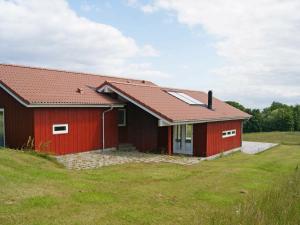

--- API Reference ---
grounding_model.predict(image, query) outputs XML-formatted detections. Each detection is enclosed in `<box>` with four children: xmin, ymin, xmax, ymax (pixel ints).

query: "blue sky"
<box><xmin>68</xmin><ymin>0</ymin><xmax>222</xmax><ymax>89</ymax></box>
<box><xmin>0</xmin><ymin>0</ymin><xmax>299</xmax><ymax>108</ymax></box>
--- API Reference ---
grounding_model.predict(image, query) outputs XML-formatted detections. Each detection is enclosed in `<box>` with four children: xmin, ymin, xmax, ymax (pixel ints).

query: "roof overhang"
<box><xmin>98</xmin><ymin>83</ymin><xmax>250</xmax><ymax>127</ymax></box>
<box><xmin>98</xmin><ymin>84</ymin><xmax>173</xmax><ymax>126</ymax></box>
<box><xmin>0</xmin><ymin>82</ymin><xmax>124</xmax><ymax>108</ymax></box>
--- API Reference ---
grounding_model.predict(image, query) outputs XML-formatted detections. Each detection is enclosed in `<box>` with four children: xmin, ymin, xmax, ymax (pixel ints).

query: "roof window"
<box><xmin>168</xmin><ymin>91</ymin><xmax>204</xmax><ymax>105</ymax></box>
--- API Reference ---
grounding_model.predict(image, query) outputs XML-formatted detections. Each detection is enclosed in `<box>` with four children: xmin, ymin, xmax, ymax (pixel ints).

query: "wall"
<box><xmin>34</xmin><ymin>108</ymin><xmax>118</xmax><ymax>155</ymax></box>
<box><xmin>0</xmin><ymin>88</ymin><xmax>34</xmax><ymax>148</ymax></box>
<box><xmin>193</xmin><ymin>123</ymin><xmax>207</xmax><ymax>157</ymax></box>
<box><xmin>118</xmin><ymin>103</ymin><xmax>159</xmax><ymax>152</ymax></box>
<box><xmin>193</xmin><ymin>120</ymin><xmax>242</xmax><ymax>157</ymax></box>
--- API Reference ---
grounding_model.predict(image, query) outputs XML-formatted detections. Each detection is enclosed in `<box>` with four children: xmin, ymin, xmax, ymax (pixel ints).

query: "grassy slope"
<box><xmin>0</xmin><ymin>133</ymin><xmax>300</xmax><ymax>225</ymax></box>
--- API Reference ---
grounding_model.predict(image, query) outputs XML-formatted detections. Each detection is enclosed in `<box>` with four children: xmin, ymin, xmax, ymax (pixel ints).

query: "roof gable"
<box><xmin>98</xmin><ymin>81</ymin><xmax>251</xmax><ymax>124</ymax></box>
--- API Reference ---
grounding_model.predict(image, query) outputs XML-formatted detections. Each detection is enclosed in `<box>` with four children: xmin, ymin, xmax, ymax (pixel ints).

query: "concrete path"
<box><xmin>242</xmin><ymin>141</ymin><xmax>278</xmax><ymax>154</ymax></box>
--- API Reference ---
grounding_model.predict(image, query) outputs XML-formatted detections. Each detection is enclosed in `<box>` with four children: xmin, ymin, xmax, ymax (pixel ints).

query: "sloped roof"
<box><xmin>98</xmin><ymin>81</ymin><xmax>251</xmax><ymax>123</ymax></box>
<box><xmin>0</xmin><ymin>63</ymin><xmax>250</xmax><ymax>123</ymax></box>
<box><xmin>0</xmin><ymin>64</ymin><xmax>153</xmax><ymax>106</ymax></box>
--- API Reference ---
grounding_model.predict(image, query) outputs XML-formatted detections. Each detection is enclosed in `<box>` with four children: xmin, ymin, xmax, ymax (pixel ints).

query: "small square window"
<box><xmin>53</xmin><ymin>124</ymin><xmax>68</xmax><ymax>135</ymax></box>
<box><xmin>118</xmin><ymin>109</ymin><xmax>126</xmax><ymax>127</ymax></box>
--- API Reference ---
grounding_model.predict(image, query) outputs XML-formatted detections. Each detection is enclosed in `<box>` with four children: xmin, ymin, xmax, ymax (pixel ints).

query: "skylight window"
<box><xmin>168</xmin><ymin>91</ymin><xmax>204</xmax><ymax>105</ymax></box>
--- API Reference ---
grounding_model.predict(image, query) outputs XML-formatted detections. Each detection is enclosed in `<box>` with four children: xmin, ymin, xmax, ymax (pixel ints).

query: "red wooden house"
<box><xmin>0</xmin><ymin>64</ymin><xmax>250</xmax><ymax>157</ymax></box>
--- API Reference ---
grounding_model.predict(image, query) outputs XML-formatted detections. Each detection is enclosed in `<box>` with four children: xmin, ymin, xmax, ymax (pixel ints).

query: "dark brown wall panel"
<box><xmin>193</xmin><ymin>123</ymin><xmax>207</xmax><ymax>157</ymax></box>
<box><xmin>119</xmin><ymin>103</ymin><xmax>158</xmax><ymax>152</ymax></box>
<box><xmin>0</xmin><ymin>88</ymin><xmax>34</xmax><ymax>148</ymax></box>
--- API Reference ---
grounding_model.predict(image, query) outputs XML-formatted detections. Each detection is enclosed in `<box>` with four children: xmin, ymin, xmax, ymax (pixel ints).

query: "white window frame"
<box><xmin>0</xmin><ymin>108</ymin><xmax>5</xmax><ymax>147</ymax></box>
<box><xmin>222</xmin><ymin>129</ymin><xmax>237</xmax><ymax>138</ymax></box>
<box><xmin>118</xmin><ymin>108</ymin><xmax>126</xmax><ymax>127</ymax></box>
<box><xmin>52</xmin><ymin>124</ymin><xmax>69</xmax><ymax>135</ymax></box>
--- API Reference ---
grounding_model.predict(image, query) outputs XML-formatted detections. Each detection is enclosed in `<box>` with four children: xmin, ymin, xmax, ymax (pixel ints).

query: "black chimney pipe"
<box><xmin>208</xmin><ymin>90</ymin><xmax>213</xmax><ymax>109</ymax></box>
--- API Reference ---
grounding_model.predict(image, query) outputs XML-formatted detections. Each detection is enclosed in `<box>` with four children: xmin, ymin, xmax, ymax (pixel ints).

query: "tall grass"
<box><xmin>210</xmin><ymin>166</ymin><xmax>300</xmax><ymax>225</ymax></box>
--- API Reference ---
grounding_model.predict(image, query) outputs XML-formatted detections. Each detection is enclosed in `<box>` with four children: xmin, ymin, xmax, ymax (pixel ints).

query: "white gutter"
<box><xmin>102</xmin><ymin>106</ymin><xmax>114</xmax><ymax>151</ymax></box>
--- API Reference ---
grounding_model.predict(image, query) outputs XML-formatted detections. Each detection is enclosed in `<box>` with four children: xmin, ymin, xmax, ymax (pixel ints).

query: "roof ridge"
<box><xmin>0</xmin><ymin>63</ymin><xmax>153</xmax><ymax>83</ymax></box>
<box><xmin>107</xmin><ymin>80</ymin><xmax>208</xmax><ymax>94</ymax></box>
<box><xmin>162</xmin><ymin>86</ymin><xmax>207</xmax><ymax>94</ymax></box>
<box><xmin>106</xmin><ymin>80</ymin><xmax>159</xmax><ymax>88</ymax></box>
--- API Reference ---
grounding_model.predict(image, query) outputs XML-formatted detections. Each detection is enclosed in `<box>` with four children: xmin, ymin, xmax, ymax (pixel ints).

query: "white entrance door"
<box><xmin>173</xmin><ymin>124</ymin><xmax>193</xmax><ymax>155</ymax></box>
<box><xmin>0</xmin><ymin>109</ymin><xmax>4</xmax><ymax>147</ymax></box>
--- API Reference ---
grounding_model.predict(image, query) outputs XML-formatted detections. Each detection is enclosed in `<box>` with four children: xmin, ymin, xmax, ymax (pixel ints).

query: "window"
<box><xmin>175</xmin><ymin>125</ymin><xmax>181</xmax><ymax>142</ymax></box>
<box><xmin>118</xmin><ymin>109</ymin><xmax>126</xmax><ymax>126</ymax></box>
<box><xmin>185</xmin><ymin>124</ymin><xmax>193</xmax><ymax>142</ymax></box>
<box><xmin>222</xmin><ymin>129</ymin><xmax>237</xmax><ymax>138</ymax></box>
<box><xmin>53</xmin><ymin>124</ymin><xmax>68</xmax><ymax>135</ymax></box>
<box><xmin>168</xmin><ymin>91</ymin><xmax>204</xmax><ymax>105</ymax></box>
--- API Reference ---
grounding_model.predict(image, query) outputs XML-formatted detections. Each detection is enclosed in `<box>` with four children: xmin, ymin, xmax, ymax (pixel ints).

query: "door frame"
<box><xmin>173</xmin><ymin>124</ymin><xmax>193</xmax><ymax>155</ymax></box>
<box><xmin>0</xmin><ymin>108</ymin><xmax>5</xmax><ymax>147</ymax></box>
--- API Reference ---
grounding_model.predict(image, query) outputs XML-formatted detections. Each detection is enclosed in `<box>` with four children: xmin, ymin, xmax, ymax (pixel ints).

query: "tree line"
<box><xmin>226</xmin><ymin>101</ymin><xmax>300</xmax><ymax>133</ymax></box>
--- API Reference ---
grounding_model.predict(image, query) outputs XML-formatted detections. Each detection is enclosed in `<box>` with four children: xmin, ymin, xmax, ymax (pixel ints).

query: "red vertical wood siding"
<box><xmin>206</xmin><ymin>120</ymin><xmax>242</xmax><ymax>156</ymax></box>
<box><xmin>193</xmin><ymin>120</ymin><xmax>242</xmax><ymax>157</ymax></box>
<box><xmin>193</xmin><ymin>123</ymin><xmax>207</xmax><ymax>157</ymax></box>
<box><xmin>118</xmin><ymin>103</ymin><xmax>158</xmax><ymax>152</ymax></box>
<box><xmin>158</xmin><ymin>126</ymin><xmax>168</xmax><ymax>152</ymax></box>
<box><xmin>167</xmin><ymin>126</ymin><xmax>172</xmax><ymax>155</ymax></box>
<box><xmin>0</xmin><ymin>88</ymin><xmax>34</xmax><ymax>148</ymax></box>
<box><xmin>34</xmin><ymin>108</ymin><xmax>118</xmax><ymax>155</ymax></box>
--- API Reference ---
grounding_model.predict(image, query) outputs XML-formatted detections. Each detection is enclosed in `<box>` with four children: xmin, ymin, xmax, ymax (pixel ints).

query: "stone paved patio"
<box><xmin>56</xmin><ymin>149</ymin><xmax>202</xmax><ymax>170</ymax></box>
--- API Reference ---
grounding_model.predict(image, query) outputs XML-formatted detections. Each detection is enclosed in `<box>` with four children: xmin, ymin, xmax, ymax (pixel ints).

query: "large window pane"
<box><xmin>185</xmin><ymin>124</ymin><xmax>193</xmax><ymax>140</ymax></box>
<box><xmin>175</xmin><ymin>125</ymin><xmax>181</xmax><ymax>141</ymax></box>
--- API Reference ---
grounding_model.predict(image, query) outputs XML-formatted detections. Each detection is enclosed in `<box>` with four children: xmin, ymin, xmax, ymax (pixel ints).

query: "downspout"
<box><xmin>102</xmin><ymin>106</ymin><xmax>113</xmax><ymax>151</ymax></box>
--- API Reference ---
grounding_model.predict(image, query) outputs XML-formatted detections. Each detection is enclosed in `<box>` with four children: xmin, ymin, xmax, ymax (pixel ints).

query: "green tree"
<box><xmin>293</xmin><ymin>105</ymin><xmax>300</xmax><ymax>131</ymax></box>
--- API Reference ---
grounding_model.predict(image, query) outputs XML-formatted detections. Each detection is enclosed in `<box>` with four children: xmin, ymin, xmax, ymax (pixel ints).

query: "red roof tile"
<box><xmin>99</xmin><ymin>81</ymin><xmax>251</xmax><ymax>123</ymax></box>
<box><xmin>0</xmin><ymin>64</ymin><xmax>153</xmax><ymax>105</ymax></box>
<box><xmin>0</xmin><ymin>64</ymin><xmax>250</xmax><ymax>122</ymax></box>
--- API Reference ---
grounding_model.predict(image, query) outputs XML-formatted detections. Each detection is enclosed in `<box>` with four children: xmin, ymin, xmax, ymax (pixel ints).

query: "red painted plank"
<box><xmin>0</xmin><ymin>88</ymin><xmax>34</xmax><ymax>149</ymax></box>
<box><xmin>167</xmin><ymin>126</ymin><xmax>172</xmax><ymax>155</ymax></box>
<box><xmin>34</xmin><ymin>108</ymin><xmax>118</xmax><ymax>155</ymax></box>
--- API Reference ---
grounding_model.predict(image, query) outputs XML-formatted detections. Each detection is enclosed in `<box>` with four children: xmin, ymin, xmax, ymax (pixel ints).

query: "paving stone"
<box><xmin>55</xmin><ymin>149</ymin><xmax>202</xmax><ymax>170</ymax></box>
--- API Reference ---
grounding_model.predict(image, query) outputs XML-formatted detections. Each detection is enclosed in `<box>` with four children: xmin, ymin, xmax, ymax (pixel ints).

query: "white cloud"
<box><xmin>0</xmin><ymin>0</ymin><xmax>164</xmax><ymax>79</ymax></box>
<box><xmin>140</xmin><ymin>0</ymin><xmax>300</xmax><ymax>107</ymax></box>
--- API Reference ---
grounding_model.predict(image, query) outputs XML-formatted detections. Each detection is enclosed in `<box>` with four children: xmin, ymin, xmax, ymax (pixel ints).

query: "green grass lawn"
<box><xmin>0</xmin><ymin>132</ymin><xmax>300</xmax><ymax>225</ymax></box>
<box><xmin>244</xmin><ymin>131</ymin><xmax>300</xmax><ymax>145</ymax></box>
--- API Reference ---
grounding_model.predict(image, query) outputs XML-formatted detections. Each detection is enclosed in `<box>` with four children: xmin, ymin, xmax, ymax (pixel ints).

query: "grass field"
<box><xmin>0</xmin><ymin>132</ymin><xmax>299</xmax><ymax>225</ymax></box>
<box><xmin>243</xmin><ymin>131</ymin><xmax>300</xmax><ymax>145</ymax></box>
